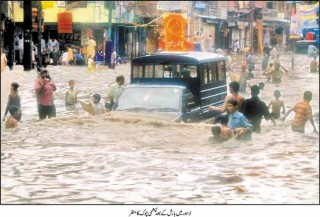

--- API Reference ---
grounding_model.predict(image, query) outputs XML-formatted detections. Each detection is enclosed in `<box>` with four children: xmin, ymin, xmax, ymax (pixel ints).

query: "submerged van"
<box><xmin>116</xmin><ymin>51</ymin><xmax>228</xmax><ymax>122</ymax></box>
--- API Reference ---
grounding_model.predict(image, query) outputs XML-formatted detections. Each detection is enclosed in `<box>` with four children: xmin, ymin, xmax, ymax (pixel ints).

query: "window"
<box><xmin>209</xmin><ymin>62</ymin><xmax>217</xmax><ymax>82</ymax></box>
<box><xmin>144</xmin><ymin>65</ymin><xmax>154</xmax><ymax>78</ymax></box>
<box><xmin>133</xmin><ymin>65</ymin><xmax>143</xmax><ymax>78</ymax></box>
<box><xmin>200</xmin><ymin>63</ymin><xmax>210</xmax><ymax>84</ymax></box>
<box><xmin>217</xmin><ymin>61</ymin><xmax>226</xmax><ymax>81</ymax></box>
<box><xmin>266</xmin><ymin>1</ymin><xmax>273</xmax><ymax>9</ymax></box>
<box><xmin>154</xmin><ymin>65</ymin><xmax>163</xmax><ymax>78</ymax></box>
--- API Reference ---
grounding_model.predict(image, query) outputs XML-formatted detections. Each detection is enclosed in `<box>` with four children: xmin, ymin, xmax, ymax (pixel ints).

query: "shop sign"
<box><xmin>228</xmin><ymin>22</ymin><xmax>237</xmax><ymax>27</ymax></box>
<box><xmin>206</xmin><ymin>19</ymin><xmax>219</xmax><ymax>24</ymax></box>
<box><xmin>195</xmin><ymin>3</ymin><xmax>206</xmax><ymax>9</ymax></box>
<box><xmin>208</xmin><ymin>9</ymin><xmax>227</xmax><ymax>19</ymax></box>
<box><xmin>58</xmin><ymin>12</ymin><xmax>73</xmax><ymax>33</ymax></box>
<box><xmin>41</xmin><ymin>1</ymin><xmax>55</xmax><ymax>9</ymax></box>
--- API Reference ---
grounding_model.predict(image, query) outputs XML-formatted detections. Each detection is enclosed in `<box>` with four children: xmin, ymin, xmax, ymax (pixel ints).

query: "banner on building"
<box><xmin>290</xmin><ymin>2</ymin><xmax>319</xmax><ymax>37</ymax></box>
<box><xmin>299</xmin><ymin>3</ymin><xmax>319</xmax><ymax>28</ymax></box>
<box><xmin>162</xmin><ymin>13</ymin><xmax>193</xmax><ymax>51</ymax></box>
<box><xmin>32</xmin><ymin>8</ymin><xmax>44</xmax><ymax>32</ymax></box>
<box><xmin>58</xmin><ymin>12</ymin><xmax>73</xmax><ymax>33</ymax></box>
<box><xmin>41</xmin><ymin>1</ymin><xmax>55</xmax><ymax>9</ymax></box>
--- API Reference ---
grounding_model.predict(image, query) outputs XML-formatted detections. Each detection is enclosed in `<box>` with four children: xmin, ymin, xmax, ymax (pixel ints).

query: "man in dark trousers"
<box><xmin>241</xmin><ymin>85</ymin><xmax>276</xmax><ymax>133</ymax></box>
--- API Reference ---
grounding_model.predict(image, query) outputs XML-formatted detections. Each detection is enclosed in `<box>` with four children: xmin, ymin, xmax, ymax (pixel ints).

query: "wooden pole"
<box><xmin>23</xmin><ymin>0</ymin><xmax>33</xmax><ymax>71</ymax></box>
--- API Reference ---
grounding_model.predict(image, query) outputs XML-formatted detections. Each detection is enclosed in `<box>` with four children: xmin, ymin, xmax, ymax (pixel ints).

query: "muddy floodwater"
<box><xmin>1</xmin><ymin>53</ymin><xmax>319</xmax><ymax>204</ymax></box>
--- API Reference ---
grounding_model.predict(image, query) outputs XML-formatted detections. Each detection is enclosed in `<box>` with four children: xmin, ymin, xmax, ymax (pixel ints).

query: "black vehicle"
<box><xmin>116</xmin><ymin>51</ymin><xmax>228</xmax><ymax>122</ymax></box>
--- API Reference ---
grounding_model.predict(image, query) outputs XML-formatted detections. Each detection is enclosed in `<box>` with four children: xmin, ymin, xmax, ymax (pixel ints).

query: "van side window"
<box><xmin>200</xmin><ymin>63</ymin><xmax>210</xmax><ymax>84</ymax></box>
<box><xmin>209</xmin><ymin>62</ymin><xmax>217</xmax><ymax>82</ymax></box>
<box><xmin>155</xmin><ymin>65</ymin><xmax>163</xmax><ymax>78</ymax></box>
<box><xmin>145</xmin><ymin>65</ymin><xmax>154</xmax><ymax>78</ymax></box>
<box><xmin>133</xmin><ymin>65</ymin><xmax>143</xmax><ymax>78</ymax></box>
<box><xmin>217</xmin><ymin>61</ymin><xmax>226</xmax><ymax>81</ymax></box>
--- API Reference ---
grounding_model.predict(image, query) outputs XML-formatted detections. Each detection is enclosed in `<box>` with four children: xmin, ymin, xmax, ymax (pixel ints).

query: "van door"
<box><xmin>182</xmin><ymin>88</ymin><xmax>202</xmax><ymax>122</ymax></box>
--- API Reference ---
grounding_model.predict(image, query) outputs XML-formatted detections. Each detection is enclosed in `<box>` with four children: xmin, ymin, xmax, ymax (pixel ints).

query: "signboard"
<box><xmin>290</xmin><ymin>2</ymin><xmax>319</xmax><ymax>35</ymax></box>
<box><xmin>162</xmin><ymin>13</ymin><xmax>193</xmax><ymax>51</ymax></box>
<box><xmin>41</xmin><ymin>1</ymin><xmax>55</xmax><ymax>9</ymax></box>
<box><xmin>58</xmin><ymin>12</ymin><xmax>73</xmax><ymax>33</ymax></box>
<box><xmin>206</xmin><ymin>19</ymin><xmax>219</xmax><ymax>24</ymax></box>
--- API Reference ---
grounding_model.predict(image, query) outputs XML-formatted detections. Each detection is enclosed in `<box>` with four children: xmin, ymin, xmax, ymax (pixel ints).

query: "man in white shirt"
<box><xmin>105</xmin><ymin>75</ymin><xmax>125</xmax><ymax>110</ymax></box>
<box><xmin>17</xmin><ymin>34</ymin><xmax>24</xmax><ymax>64</ymax></box>
<box><xmin>47</xmin><ymin>39</ymin><xmax>54</xmax><ymax>52</ymax></box>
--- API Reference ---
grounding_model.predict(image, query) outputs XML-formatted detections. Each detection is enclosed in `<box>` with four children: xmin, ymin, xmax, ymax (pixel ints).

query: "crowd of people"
<box><xmin>2</xmin><ymin>38</ymin><xmax>319</xmax><ymax>141</ymax></box>
<box><xmin>2</xmin><ymin>34</ymin><xmax>120</xmax><ymax>73</ymax></box>
<box><xmin>207</xmin><ymin>42</ymin><xmax>318</xmax><ymax>142</ymax></box>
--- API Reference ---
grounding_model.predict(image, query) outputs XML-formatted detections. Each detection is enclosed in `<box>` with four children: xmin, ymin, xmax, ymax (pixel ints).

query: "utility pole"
<box><xmin>107</xmin><ymin>1</ymin><xmax>113</xmax><ymax>40</ymax></box>
<box><xmin>37</xmin><ymin>2</ymin><xmax>42</xmax><ymax>69</ymax></box>
<box><xmin>105</xmin><ymin>1</ymin><xmax>114</xmax><ymax>66</ymax></box>
<box><xmin>23</xmin><ymin>0</ymin><xmax>33</xmax><ymax>71</ymax></box>
<box><xmin>249</xmin><ymin>1</ymin><xmax>254</xmax><ymax>50</ymax></box>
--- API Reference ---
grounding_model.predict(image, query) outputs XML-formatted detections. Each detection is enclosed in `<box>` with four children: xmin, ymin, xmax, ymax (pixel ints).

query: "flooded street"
<box><xmin>1</xmin><ymin>53</ymin><xmax>319</xmax><ymax>204</ymax></box>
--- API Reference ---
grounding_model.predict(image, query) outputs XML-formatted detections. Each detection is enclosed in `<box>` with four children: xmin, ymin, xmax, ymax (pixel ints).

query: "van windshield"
<box><xmin>116</xmin><ymin>87</ymin><xmax>182</xmax><ymax>111</ymax></box>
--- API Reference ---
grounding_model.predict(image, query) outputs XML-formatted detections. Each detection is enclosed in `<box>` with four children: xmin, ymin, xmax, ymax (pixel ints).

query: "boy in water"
<box><xmin>282</xmin><ymin>91</ymin><xmax>317</xmax><ymax>133</ymax></box>
<box><xmin>5</xmin><ymin>106</ymin><xmax>21</xmax><ymax>129</ymax></box>
<box><xmin>90</xmin><ymin>93</ymin><xmax>105</xmax><ymax>115</ymax></box>
<box><xmin>65</xmin><ymin>80</ymin><xmax>78</xmax><ymax>107</ymax></box>
<box><xmin>310</xmin><ymin>56</ymin><xmax>318</xmax><ymax>73</ymax></box>
<box><xmin>212</xmin><ymin>115</ymin><xmax>233</xmax><ymax>139</ymax></box>
<box><xmin>227</xmin><ymin>99</ymin><xmax>253</xmax><ymax>140</ymax></box>
<box><xmin>268</xmin><ymin>90</ymin><xmax>285</xmax><ymax>119</ymax></box>
<box><xmin>239</xmin><ymin>63</ymin><xmax>247</xmax><ymax>92</ymax></box>
<box><xmin>263</xmin><ymin>63</ymin><xmax>273</xmax><ymax>82</ymax></box>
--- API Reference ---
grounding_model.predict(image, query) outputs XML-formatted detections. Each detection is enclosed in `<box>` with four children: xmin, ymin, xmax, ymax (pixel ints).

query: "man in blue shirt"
<box><xmin>227</xmin><ymin>99</ymin><xmax>253</xmax><ymax>140</ymax></box>
<box><xmin>247</xmin><ymin>51</ymin><xmax>256</xmax><ymax>78</ymax></box>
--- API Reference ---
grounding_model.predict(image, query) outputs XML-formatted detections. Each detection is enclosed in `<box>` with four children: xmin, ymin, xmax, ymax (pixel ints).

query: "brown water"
<box><xmin>1</xmin><ymin>54</ymin><xmax>319</xmax><ymax>204</ymax></box>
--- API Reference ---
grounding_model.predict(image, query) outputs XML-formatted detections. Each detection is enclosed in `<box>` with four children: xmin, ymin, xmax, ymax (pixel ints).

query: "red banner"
<box><xmin>58</xmin><ymin>12</ymin><xmax>73</xmax><ymax>33</ymax></box>
<box><xmin>32</xmin><ymin>8</ymin><xmax>44</xmax><ymax>32</ymax></box>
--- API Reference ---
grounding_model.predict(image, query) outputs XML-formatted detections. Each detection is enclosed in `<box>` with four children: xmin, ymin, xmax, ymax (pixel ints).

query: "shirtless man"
<box><xmin>268</xmin><ymin>90</ymin><xmax>285</xmax><ymax>119</ymax></box>
<box><xmin>208</xmin><ymin>81</ymin><xmax>244</xmax><ymax>113</ymax></box>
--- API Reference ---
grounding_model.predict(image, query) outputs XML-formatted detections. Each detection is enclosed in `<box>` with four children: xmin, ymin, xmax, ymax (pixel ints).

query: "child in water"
<box><xmin>65</xmin><ymin>80</ymin><xmax>78</xmax><ymax>106</ymax></box>
<box><xmin>5</xmin><ymin>106</ymin><xmax>21</xmax><ymax>129</ymax></box>
<box><xmin>263</xmin><ymin>63</ymin><xmax>273</xmax><ymax>82</ymax></box>
<box><xmin>212</xmin><ymin>115</ymin><xmax>233</xmax><ymax>141</ymax></box>
<box><xmin>3</xmin><ymin>82</ymin><xmax>21</xmax><ymax>121</ymax></box>
<box><xmin>211</xmin><ymin>114</ymin><xmax>249</xmax><ymax>141</ymax></box>
<box><xmin>310</xmin><ymin>56</ymin><xmax>318</xmax><ymax>73</ymax></box>
<box><xmin>88</xmin><ymin>55</ymin><xmax>95</xmax><ymax>73</ymax></box>
<box><xmin>91</xmin><ymin>93</ymin><xmax>105</xmax><ymax>115</ymax></box>
<box><xmin>268</xmin><ymin>90</ymin><xmax>285</xmax><ymax>119</ymax></box>
<box><xmin>239</xmin><ymin>63</ymin><xmax>247</xmax><ymax>92</ymax></box>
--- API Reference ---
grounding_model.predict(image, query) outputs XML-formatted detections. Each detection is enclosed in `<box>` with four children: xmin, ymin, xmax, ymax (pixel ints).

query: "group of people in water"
<box><xmin>3</xmin><ymin>68</ymin><xmax>125</xmax><ymax>128</ymax></box>
<box><xmin>208</xmin><ymin>80</ymin><xmax>317</xmax><ymax>142</ymax></box>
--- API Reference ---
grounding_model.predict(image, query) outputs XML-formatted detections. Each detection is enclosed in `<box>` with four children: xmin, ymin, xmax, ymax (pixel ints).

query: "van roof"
<box><xmin>132</xmin><ymin>51</ymin><xmax>226</xmax><ymax>64</ymax></box>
